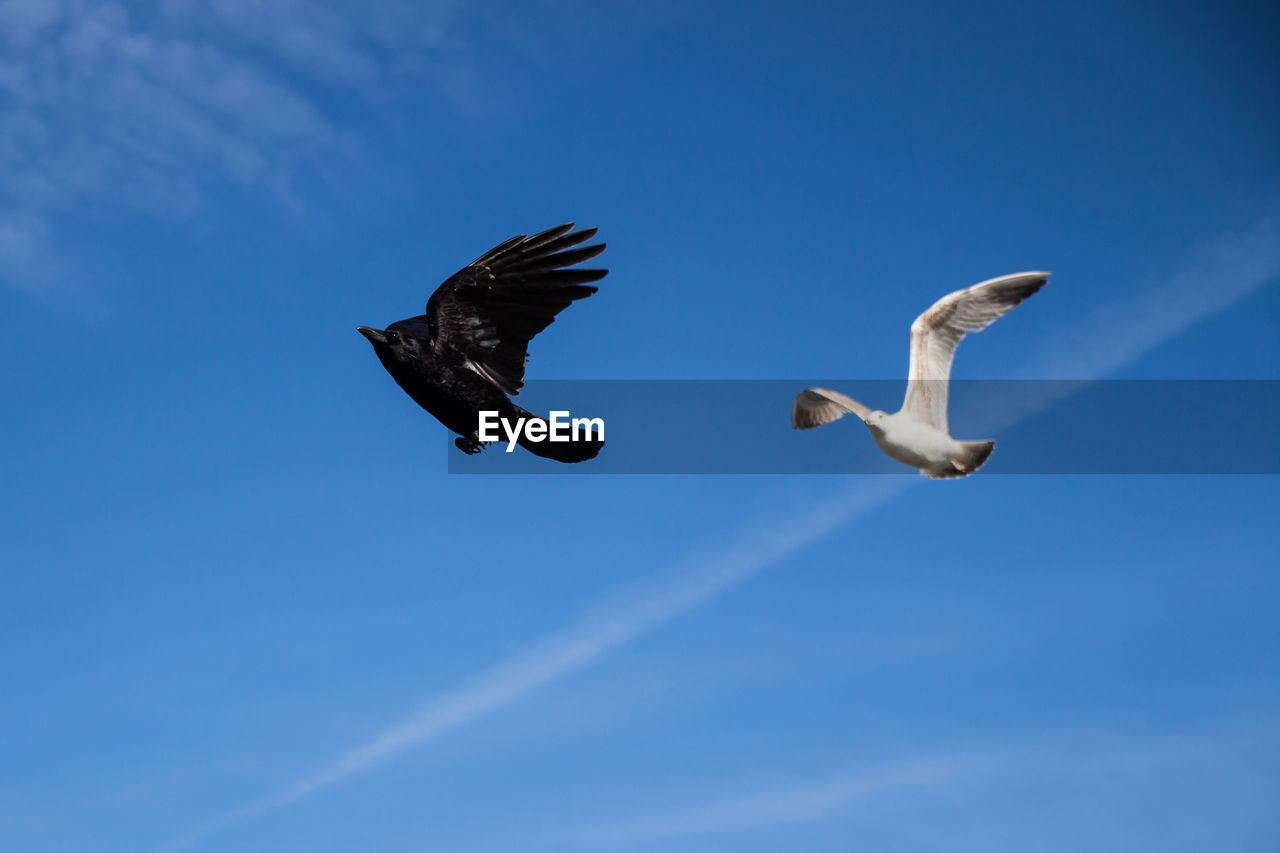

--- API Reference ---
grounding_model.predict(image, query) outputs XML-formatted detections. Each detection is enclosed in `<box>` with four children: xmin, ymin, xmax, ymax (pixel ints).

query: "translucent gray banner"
<box><xmin>445</xmin><ymin>380</ymin><xmax>1280</xmax><ymax>475</ymax></box>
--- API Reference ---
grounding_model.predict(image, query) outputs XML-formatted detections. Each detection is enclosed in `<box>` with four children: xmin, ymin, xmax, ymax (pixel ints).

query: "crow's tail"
<box><xmin>512</xmin><ymin>405</ymin><xmax>605</xmax><ymax>463</ymax></box>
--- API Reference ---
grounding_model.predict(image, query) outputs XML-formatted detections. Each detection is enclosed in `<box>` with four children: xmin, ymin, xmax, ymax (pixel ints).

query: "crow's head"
<box><xmin>358</xmin><ymin>321</ymin><xmax>430</xmax><ymax>364</ymax></box>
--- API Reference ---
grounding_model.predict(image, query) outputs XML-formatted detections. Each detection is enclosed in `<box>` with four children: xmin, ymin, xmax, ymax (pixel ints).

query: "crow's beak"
<box><xmin>357</xmin><ymin>326</ymin><xmax>387</xmax><ymax>345</ymax></box>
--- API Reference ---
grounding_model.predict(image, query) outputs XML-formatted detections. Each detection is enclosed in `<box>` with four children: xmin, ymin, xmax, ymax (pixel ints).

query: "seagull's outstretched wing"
<box><xmin>902</xmin><ymin>272</ymin><xmax>1049</xmax><ymax>433</ymax></box>
<box><xmin>425</xmin><ymin>223</ymin><xmax>607</xmax><ymax>395</ymax></box>
<box><xmin>791</xmin><ymin>388</ymin><xmax>871</xmax><ymax>429</ymax></box>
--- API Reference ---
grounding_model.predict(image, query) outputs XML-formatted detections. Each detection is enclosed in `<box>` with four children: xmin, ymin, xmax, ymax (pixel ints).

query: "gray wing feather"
<box><xmin>902</xmin><ymin>272</ymin><xmax>1048</xmax><ymax>432</ymax></box>
<box><xmin>792</xmin><ymin>388</ymin><xmax>871</xmax><ymax>429</ymax></box>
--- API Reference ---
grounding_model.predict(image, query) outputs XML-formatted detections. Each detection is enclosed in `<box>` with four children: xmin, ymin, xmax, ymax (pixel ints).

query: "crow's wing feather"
<box><xmin>426</xmin><ymin>223</ymin><xmax>606</xmax><ymax>395</ymax></box>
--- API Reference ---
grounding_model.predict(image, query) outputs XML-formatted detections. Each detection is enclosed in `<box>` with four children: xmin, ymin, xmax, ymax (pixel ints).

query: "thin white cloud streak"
<box><xmin>569</xmin><ymin>759</ymin><xmax>967</xmax><ymax>844</ymax></box>
<box><xmin>160</xmin><ymin>210</ymin><xmax>1278</xmax><ymax>851</ymax></box>
<box><xmin>965</xmin><ymin>207</ymin><xmax>1280</xmax><ymax>433</ymax></box>
<box><xmin>157</xmin><ymin>477</ymin><xmax>914</xmax><ymax>852</ymax></box>
<box><xmin>563</xmin><ymin>726</ymin><xmax>1279</xmax><ymax>845</ymax></box>
<box><xmin>1025</xmin><ymin>207</ymin><xmax>1280</xmax><ymax>381</ymax></box>
<box><xmin>268</xmin><ymin>479</ymin><xmax>911</xmax><ymax>806</ymax></box>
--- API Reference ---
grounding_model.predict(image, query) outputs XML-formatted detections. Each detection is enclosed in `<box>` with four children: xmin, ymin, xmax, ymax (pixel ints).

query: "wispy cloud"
<box><xmin>1023</xmin><ymin>207</ymin><xmax>1280</xmax><ymax>381</ymax></box>
<box><xmin>0</xmin><ymin>0</ymin><xmax>464</xmax><ymax>295</ymax></box>
<box><xmin>562</xmin><ymin>726</ymin><xmax>1278</xmax><ymax>845</ymax></box>
<box><xmin>960</xmin><ymin>207</ymin><xmax>1280</xmax><ymax>433</ymax></box>
<box><xmin>157</xmin><ymin>477</ymin><xmax>913</xmax><ymax>852</ymax></box>
<box><xmin>161</xmin><ymin>212</ymin><xmax>1278</xmax><ymax>850</ymax></box>
<box><xmin>567</xmin><ymin>758</ymin><xmax>968</xmax><ymax>844</ymax></box>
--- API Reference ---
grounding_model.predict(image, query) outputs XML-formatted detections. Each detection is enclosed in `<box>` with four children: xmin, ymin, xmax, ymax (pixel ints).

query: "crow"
<box><xmin>358</xmin><ymin>223</ymin><xmax>606</xmax><ymax>462</ymax></box>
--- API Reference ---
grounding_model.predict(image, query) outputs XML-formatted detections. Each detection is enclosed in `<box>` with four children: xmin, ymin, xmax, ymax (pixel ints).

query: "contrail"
<box><xmin>159</xmin><ymin>209</ymin><xmax>1279</xmax><ymax>852</ymax></box>
<box><xmin>157</xmin><ymin>478</ymin><xmax>913</xmax><ymax>852</ymax></box>
<box><xmin>563</xmin><ymin>724</ymin><xmax>1279</xmax><ymax>844</ymax></box>
<box><xmin>567</xmin><ymin>757</ymin><xmax>969</xmax><ymax>844</ymax></box>
<box><xmin>1024</xmin><ymin>208</ymin><xmax>1280</xmax><ymax>381</ymax></box>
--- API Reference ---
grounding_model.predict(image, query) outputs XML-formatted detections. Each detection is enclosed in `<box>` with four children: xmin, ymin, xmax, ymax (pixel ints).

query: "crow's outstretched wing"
<box><xmin>425</xmin><ymin>224</ymin><xmax>606</xmax><ymax>395</ymax></box>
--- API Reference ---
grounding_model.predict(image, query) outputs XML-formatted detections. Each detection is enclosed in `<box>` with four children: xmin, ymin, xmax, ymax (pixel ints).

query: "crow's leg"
<box><xmin>455</xmin><ymin>434</ymin><xmax>484</xmax><ymax>455</ymax></box>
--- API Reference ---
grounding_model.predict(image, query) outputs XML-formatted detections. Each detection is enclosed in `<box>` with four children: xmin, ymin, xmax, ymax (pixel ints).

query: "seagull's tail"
<box><xmin>512</xmin><ymin>405</ymin><xmax>605</xmax><ymax>464</ymax></box>
<box><xmin>958</xmin><ymin>440</ymin><xmax>996</xmax><ymax>473</ymax></box>
<box><xmin>924</xmin><ymin>440</ymin><xmax>996</xmax><ymax>479</ymax></box>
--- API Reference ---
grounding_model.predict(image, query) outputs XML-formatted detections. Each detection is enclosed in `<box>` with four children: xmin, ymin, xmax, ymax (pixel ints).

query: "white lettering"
<box><xmin>473</xmin><ymin>410</ymin><xmax>606</xmax><ymax>454</ymax></box>
<box><xmin>477</xmin><ymin>411</ymin><xmax>500</xmax><ymax>443</ymax></box>
<box><xmin>549</xmin><ymin>411</ymin><xmax>570</xmax><ymax>441</ymax></box>
<box><xmin>501</xmin><ymin>416</ymin><xmax>524</xmax><ymax>452</ymax></box>
<box><xmin>572</xmin><ymin>416</ymin><xmax>604</xmax><ymax>442</ymax></box>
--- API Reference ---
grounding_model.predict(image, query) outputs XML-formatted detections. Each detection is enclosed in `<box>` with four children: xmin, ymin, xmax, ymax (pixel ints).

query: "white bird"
<box><xmin>792</xmin><ymin>271</ymin><xmax>1049</xmax><ymax>478</ymax></box>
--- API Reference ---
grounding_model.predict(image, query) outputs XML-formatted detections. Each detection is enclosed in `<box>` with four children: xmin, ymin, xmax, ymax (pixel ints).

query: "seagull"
<box><xmin>791</xmin><ymin>272</ymin><xmax>1049</xmax><ymax>478</ymax></box>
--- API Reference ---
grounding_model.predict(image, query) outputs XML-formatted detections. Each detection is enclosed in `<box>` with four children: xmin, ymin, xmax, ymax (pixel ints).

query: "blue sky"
<box><xmin>2</xmin><ymin>1</ymin><xmax>1279</xmax><ymax>851</ymax></box>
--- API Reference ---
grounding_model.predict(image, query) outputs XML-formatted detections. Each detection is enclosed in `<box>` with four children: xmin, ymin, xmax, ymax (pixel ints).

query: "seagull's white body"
<box><xmin>791</xmin><ymin>271</ymin><xmax>1050</xmax><ymax>478</ymax></box>
<box><xmin>867</xmin><ymin>413</ymin><xmax>967</xmax><ymax>472</ymax></box>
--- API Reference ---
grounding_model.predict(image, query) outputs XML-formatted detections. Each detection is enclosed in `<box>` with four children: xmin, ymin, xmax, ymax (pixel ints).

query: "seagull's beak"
<box><xmin>357</xmin><ymin>326</ymin><xmax>387</xmax><ymax>345</ymax></box>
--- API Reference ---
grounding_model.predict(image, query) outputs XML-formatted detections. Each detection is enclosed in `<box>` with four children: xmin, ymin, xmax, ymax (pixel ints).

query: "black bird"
<box><xmin>358</xmin><ymin>223</ymin><xmax>606</xmax><ymax>462</ymax></box>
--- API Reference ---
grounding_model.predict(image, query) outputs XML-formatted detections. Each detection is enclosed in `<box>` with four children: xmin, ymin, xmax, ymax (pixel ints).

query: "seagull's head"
<box><xmin>864</xmin><ymin>410</ymin><xmax>888</xmax><ymax>433</ymax></box>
